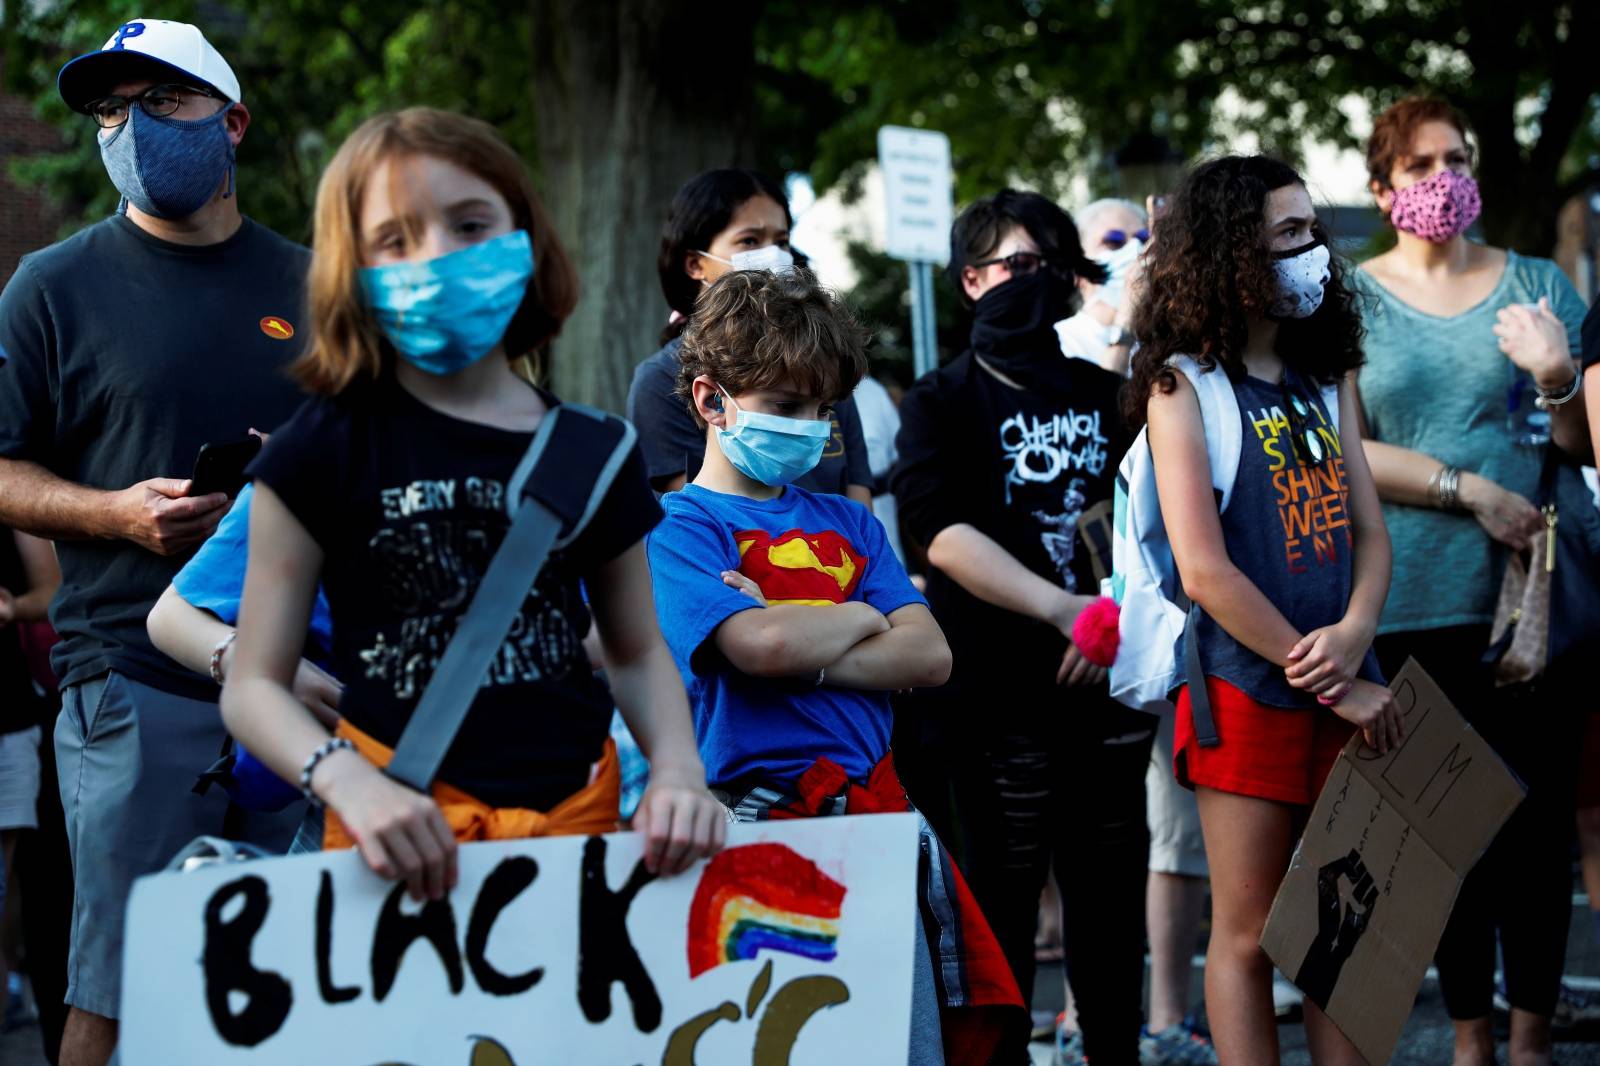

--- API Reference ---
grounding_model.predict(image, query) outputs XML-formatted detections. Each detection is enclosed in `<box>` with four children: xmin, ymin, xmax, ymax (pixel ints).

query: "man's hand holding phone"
<box><xmin>113</xmin><ymin>477</ymin><xmax>228</xmax><ymax>556</ymax></box>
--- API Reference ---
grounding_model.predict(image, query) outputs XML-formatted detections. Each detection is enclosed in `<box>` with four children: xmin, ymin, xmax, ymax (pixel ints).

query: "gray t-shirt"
<box><xmin>1353</xmin><ymin>251</ymin><xmax>1585</xmax><ymax>635</ymax></box>
<box><xmin>626</xmin><ymin>336</ymin><xmax>872</xmax><ymax>496</ymax></box>
<box><xmin>0</xmin><ymin>215</ymin><xmax>311</xmax><ymax>695</ymax></box>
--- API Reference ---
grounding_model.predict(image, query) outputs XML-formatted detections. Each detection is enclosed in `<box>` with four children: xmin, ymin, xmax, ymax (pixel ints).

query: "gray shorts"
<box><xmin>56</xmin><ymin>671</ymin><xmax>304</xmax><ymax>1019</ymax></box>
<box><xmin>1146</xmin><ymin>713</ymin><xmax>1209</xmax><ymax>879</ymax></box>
<box><xmin>0</xmin><ymin>725</ymin><xmax>41</xmax><ymax>830</ymax></box>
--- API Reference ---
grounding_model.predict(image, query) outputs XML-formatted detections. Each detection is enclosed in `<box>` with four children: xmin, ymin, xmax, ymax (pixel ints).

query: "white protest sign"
<box><xmin>878</xmin><ymin>126</ymin><xmax>953</xmax><ymax>263</ymax></box>
<box><xmin>121</xmin><ymin>814</ymin><xmax>920</xmax><ymax>1066</ymax></box>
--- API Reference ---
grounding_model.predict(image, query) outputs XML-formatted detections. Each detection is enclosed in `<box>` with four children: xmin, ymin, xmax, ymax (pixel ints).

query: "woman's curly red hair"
<box><xmin>1125</xmin><ymin>155</ymin><xmax>1365</xmax><ymax>429</ymax></box>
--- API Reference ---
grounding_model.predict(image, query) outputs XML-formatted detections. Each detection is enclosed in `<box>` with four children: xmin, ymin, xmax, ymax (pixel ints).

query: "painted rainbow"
<box><xmin>687</xmin><ymin>843</ymin><xmax>847</xmax><ymax>978</ymax></box>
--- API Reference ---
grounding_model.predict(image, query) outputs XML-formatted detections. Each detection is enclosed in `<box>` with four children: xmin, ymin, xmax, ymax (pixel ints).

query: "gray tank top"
<box><xmin>1190</xmin><ymin>373</ymin><xmax>1382</xmax><ymax>708</ymax></box>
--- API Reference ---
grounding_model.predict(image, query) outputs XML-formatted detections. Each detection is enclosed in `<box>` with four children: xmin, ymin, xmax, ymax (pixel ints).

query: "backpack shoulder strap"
<box><xmin>1167</xmin><ymin>355</ymin><xmax>1241</xmax><ymax>511</ymax></box>
<box><xmin>384</xmin><ymin>404</ymin><xmax>637</xmax><ymax>793</ymax></box>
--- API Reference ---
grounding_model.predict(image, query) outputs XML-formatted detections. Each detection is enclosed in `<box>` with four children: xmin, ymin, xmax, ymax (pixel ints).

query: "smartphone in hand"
<box><xmin>190</xmin><ymin>437</ymin><xmax>262</xmax><ymax>498</ymax></box>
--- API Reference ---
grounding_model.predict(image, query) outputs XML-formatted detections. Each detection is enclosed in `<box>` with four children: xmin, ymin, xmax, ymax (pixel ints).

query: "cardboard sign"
<box><xmin>121</xmin><ymin>814</ymin><xmax>921</xmax><ymax>1066</ymax></box>
<box><xmin>1261</xmin><ymin>659</ymin><xmax>1525</xmax><ymax>1065</ymax></box>
<box><xmin>877</xmin><ymin>125</ymin><xmax>953</xmax><ymax>263</ymax></box>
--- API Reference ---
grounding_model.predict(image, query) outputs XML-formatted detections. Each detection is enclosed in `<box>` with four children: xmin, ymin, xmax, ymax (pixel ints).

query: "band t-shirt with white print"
<box><xmin>249</xmin><ymin>372</ymin><xmax>661</xmax><ymax>809</ymax></box>
<box><xmin>1190</xmin><ymin>374</ymin><xmax>1382</xmax><ymax>708</ymax></box>
<box><xmin>893</xmin><ymin>350</ymin><xmax>1131</xmax><ymax>698</ymax></box>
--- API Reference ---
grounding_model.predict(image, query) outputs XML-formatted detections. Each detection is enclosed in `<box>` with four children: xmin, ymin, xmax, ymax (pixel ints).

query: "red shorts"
<box><xmin>1174</xmin><ymin>676</ymin><xmax>1354</xmax><ymax>806</ymax></box>
<box><xmin>1579</xmin><ymin>711</ymin><xmax>1600</xmax><ymax>809</ymax></box>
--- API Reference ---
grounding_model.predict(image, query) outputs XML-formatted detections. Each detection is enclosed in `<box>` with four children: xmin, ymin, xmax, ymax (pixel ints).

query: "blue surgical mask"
<box><xmin>359</xmin><ymin>230</ymin><xmax>535</xmax><ymax>376</ymax></box>
<box><xmin>98</xmin><ymin>105</ymin><xmax>236</xmax><ymax>220</ymax></box>
<box><xmin>714</xmin><ymin>386</ymin><xmax>831</xmax><ymax>487</ymax></box>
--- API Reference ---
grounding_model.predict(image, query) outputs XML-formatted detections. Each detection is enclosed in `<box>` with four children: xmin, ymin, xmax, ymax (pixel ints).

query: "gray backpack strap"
<box><xmin>384</xmin><ymin>405</ymin><xmax>637</xmax><ymax>792</ymax></box>
<box><xmin>1184</xmin><ymin>603</ymin><xmax>1220</xmax><ymax>748</ymax></box>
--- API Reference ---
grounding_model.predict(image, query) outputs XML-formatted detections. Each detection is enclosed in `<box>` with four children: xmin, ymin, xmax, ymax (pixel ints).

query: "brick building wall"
<box><xmin>0</xmin><ymin>67</ymin><xmax>67</xmax><ymax>287</ymax></box>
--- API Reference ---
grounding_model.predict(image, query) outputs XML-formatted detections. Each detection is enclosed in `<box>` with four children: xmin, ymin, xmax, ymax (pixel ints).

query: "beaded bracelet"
<box><xmin>299</xmin><ymin>737</ymin><xmax>355</xmax><ymax>805</ymax></box>
<box><xmin>209</xmin><ymin>631</ymin><xmax>237</xmax><ymax>685</ymax></box>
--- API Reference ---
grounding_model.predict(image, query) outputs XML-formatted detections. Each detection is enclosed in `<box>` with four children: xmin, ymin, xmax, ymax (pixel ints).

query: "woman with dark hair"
<box><xmin>626</xmin><ymin>168</ymin><xmax>872</xmax><ymax>500</ymax></box>
<box><xmin>627</xmin><ymin>166</ymin><xmax>870</xmax><ymax>499</ymax></box>
<box><xmin>1128</xmin><ymin>156</ymin><xmax>1402</xmax><ymax>1066</ymax></box>
<box><xmin>892</xmin><ymin>188</ymin><xmax>1155</xmax><ymax>1066</ymax></box>
<box><xmin>1352</xmin><ymin>96</ymin><xmax>1590</xmax><ymax>1066</ymax></box>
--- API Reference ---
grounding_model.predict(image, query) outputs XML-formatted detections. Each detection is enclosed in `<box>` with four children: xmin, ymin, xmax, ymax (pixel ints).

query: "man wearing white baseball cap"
<box><xmin>0</xmin><ymin>20</ymin><xmax>310</xmax><ymax>1064</ymax></box>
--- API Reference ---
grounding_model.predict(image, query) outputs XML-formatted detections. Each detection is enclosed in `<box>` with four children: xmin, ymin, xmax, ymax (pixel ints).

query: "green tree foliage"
<box><xmin>760</xmin><ymin>0</ymin><xmax>1600</xmax><ymax>254</ymax></box>
<box><xmin>2</xmin><ymin>0</ymin><xmax>538</xmax><ymax>243</ymax></box>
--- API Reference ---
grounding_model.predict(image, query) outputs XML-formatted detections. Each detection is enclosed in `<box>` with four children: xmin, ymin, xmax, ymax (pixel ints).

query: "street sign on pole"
<box><xmin>877</xmin><ymin>126</ymin><xmax>953</xmax><ymax>379</ymax></box>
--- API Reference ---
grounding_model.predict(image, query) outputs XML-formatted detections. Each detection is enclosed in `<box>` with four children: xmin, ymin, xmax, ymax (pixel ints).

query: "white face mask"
<box><xmin>1270</xmin><ymin>239</ymin><xmax>1331</xmax><ymax>319</ymax></box>
<box><xmin>700</xmin><ymin>243</ymin><xmax>796</xmax><ymax>276</ymax></box>
<box><xmin>1089</xmin><ymin>237</ymin><xmax>1144</xmax><ymax>308</ymax></box>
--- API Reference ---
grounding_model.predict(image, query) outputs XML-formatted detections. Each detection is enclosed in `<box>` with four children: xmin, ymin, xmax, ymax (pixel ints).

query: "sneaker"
<box><xmin>1554</xmin><ymin>980</ymin><xmax>1600</xmax><ymax>1029</ymax></box>
<box><xmin>2</xmin><ymin>972</ymin><xmax>37</xmax><ymax>1031</ymax></box>
<box><xmin>1271</xmin><ymin>973</ymin><xmax>1304</xmax><ymax>1020</ymax></box>
<box><xmin>1033</xmin><ymin>1009</ymin><xmax>1061</xmax><ymax>1042</ymax></box>
<box><xmin>1054</xmin><ymin>1015</ymin><xmax>1087</xmax><ymax>1066</ymax></box>
<box><xmin>1140</xmin><ymin>1017</ymin><xmax>1218</xmax><ymax>1066</ymax></box>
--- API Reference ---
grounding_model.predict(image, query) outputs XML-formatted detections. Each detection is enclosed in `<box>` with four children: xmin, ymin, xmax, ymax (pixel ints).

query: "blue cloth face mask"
<box><xmin>98</xmin><ymin>105</ymin><xmax>236</xmax><ymax>220</ymax></box>
<box><xmin>359</xmin><ymin>230</ymin><xmax>536</xmax><ymax>376</ymax></box>
<box><xmin>714</xmin><ymin>386</ymin><xmax>831</xmax><ymax>487</ymax></box>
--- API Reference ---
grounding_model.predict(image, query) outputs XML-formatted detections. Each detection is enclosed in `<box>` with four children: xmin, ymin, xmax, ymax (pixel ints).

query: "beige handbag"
<box><xmin>1486</xmin><ymin>528</ymin><xmax>1552</xmax><ymax>686</ymax></box>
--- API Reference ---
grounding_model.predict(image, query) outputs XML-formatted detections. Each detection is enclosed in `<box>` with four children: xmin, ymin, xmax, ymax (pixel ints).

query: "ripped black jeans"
<box><xmin>949</xmin><ymin>693</ymin><xmax>1157</xmax><ymax>1066</ymax></box>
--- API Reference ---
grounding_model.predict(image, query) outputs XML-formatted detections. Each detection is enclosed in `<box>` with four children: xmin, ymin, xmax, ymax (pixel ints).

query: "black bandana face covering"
<box><xmin>968</xmin><ymin>267</ymin><xmax>1078</xmax><ymax>388</ymax></box>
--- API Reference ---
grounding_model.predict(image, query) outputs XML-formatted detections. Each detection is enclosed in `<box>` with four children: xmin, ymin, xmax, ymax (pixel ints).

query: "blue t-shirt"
<box><xmin>647</xmin><ymin>483</ymin><xmax>926</xmax><ymax>790</ymax></box>
<box><xmin>173</xmin><ymin>483</ymin><xmax>335</xmax><ymax>661</ymax></box>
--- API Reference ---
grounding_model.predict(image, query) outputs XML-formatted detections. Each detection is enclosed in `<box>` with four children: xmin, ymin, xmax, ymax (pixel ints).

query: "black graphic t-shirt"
<box><xmin>893</xmin><ymin>351</ymin><xmax>1132</xmax><ymax>695</ymax></box>
<box><xmin>1192</xmin><ymin>376</ymin><xmax>1382</xmax><ymax>707</ymax></box>
<box><xmin>249</xmin><ymin>374</ymin><xmax>662</xmax><ymax>809</ymax></box>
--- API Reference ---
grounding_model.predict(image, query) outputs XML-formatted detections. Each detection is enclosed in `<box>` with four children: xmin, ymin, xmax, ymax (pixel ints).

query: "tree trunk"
<box><xmin>531</xmin><ymin>0</ymin><xmax>756</xmax><ymax>412</ymax></box>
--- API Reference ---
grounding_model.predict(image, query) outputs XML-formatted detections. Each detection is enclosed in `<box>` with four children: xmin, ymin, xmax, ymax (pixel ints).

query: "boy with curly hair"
<box><xmin>646</xmin><ymin>268</ymin><xmax>1025</xmax><ymax>1065</ymax></box>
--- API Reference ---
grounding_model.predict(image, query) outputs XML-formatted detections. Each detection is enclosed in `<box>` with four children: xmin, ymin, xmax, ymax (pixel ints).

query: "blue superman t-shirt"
<box><xmin>647</xmin><ymin>483</ymin><xmax>926</xmax><ymax>791</ymax></box>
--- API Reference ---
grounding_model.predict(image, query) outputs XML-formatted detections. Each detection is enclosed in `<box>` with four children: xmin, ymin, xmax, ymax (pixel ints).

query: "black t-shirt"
<box><xmin>249</xmin><ymin>374</ymin><xmax>662</xmax><ymax>809</ymax></box>
<box><xmin>0</xmin><ymin>216</ymin><xmax>311</xmax><ymax>696</ymax></box>
<box><xmin>892</xmin><ymin>351</ymin><xmax>1133</xmax><ymax>695</ymax></box>
<box><xmin>0</xmin><ymin>530</ymin><xmax>49</xmax><ymax>735</ymax></box>
<box><xmin>626</xmin><ymin>336</ymin><xmax>874</xmax><ymax>494</ymax></box>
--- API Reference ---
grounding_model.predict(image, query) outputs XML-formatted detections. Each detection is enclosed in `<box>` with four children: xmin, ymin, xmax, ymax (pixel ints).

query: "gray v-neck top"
<box><xmin>1352</xmin><ymin>250</ymin><xmax>1585</xmax><ymax>634</ymax></box>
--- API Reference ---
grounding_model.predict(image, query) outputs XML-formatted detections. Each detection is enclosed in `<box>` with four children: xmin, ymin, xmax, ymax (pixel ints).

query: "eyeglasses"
<box><xmin>970</xmin><ymin>251</ymin><xmax>1055</xmax><ymax>276</ymax></box>
<box><xmin>85</xmin><ymin>83</ymin><xmax>220</xmax><ymax>129</ymax></box>
<box><xmin>1100</xmin><ymin>228</ymin><xmax>1150</xmax><ymax>251</ymax></box>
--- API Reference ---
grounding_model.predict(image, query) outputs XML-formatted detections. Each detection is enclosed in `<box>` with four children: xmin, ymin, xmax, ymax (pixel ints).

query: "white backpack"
<box><xmin>1106</xmin><ymin>355</ymin><xmax>1340</xmax><ymax>717</ymax></box>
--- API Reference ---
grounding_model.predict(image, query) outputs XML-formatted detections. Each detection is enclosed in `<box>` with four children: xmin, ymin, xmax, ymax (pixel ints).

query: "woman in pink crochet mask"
<box><xmin>1350</xmin><ymin>96</ymin><xmax>1591</xmax><ymax>1066</ymax></box>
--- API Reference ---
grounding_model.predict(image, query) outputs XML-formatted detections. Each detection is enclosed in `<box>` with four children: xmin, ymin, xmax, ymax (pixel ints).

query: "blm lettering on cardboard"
<box><xmin>121</xmin><ymin>815</ymin><xmax>919</xmax><ymax>1066</ymax></box>
<box><xmin>1260</xmin><ymin>659</ymin><xmax>1524</xmax><ymax>1066</ymax></box>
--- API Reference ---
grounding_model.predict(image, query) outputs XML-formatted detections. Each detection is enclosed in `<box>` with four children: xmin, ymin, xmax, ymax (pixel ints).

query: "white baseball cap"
<box><xmin>58</xmin><ymin>19</ymin><xmax>242</xmax><ymax>113</ymax></box>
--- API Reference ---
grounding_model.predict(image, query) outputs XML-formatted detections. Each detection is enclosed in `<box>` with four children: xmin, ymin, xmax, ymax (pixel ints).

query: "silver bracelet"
<box><xmin>299</xmin><ymin>737</ymin><xmax>355</xmax><ymax>805</ymax></box>
<box><xmin>1535</xmin><ymin>371</ymin><xmax>1581</xmax><ymax>409</ymax></box>
<box><xmin>1438</xmin><ymin>465</ymin><xmax>1461</xmax><ymax>512</ymax></box>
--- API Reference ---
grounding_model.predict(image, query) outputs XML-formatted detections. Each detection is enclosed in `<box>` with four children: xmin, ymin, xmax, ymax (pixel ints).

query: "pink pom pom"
<box><xmin>1071</xmin><ymin>597</ymin><xmax>1121</xmax><ymax>667</ymax></box>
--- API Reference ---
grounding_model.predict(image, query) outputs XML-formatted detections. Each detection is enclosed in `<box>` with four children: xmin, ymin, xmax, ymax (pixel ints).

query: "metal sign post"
<box><xmin>878</xmin><ymin>126</ymin><xmax>952</xmax><ymax>379</ymax></box>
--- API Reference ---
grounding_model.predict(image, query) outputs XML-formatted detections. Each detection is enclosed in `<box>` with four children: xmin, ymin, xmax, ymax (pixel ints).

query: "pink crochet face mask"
<box><xmin>1388</xmin><ymin>169</ymin><xmax>1481</xmax><ymax>243</ymax></box>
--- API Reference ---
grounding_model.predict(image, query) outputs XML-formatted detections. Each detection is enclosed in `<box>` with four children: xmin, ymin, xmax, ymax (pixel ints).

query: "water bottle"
<box><xmin>1505</xmin><ymin>304</ymin><xmax>1551</xmax><ymax>447</ymax></box>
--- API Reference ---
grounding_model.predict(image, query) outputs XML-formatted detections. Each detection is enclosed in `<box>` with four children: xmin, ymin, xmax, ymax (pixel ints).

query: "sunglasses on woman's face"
<box><xmin>971</xmin><ymin>250</ymin><xmax>1054</xmax><ymax>276</ymax></box>
<box><xmin>1099</xmin><ymin>228</ymin><xmax>1150</xmax><ymax>251</ymax></box>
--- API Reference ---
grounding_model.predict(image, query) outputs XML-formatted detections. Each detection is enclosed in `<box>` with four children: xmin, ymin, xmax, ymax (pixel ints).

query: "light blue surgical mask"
<box><xmin>98</xmin><ymin>105</ymin><xmax>236</xmax><ymax>220</ymax></box>
<box><xmin>359</xmin><ymin>230</ymin><xmax>535</xmax><ymax>376</ymax></box>
<box><xmin>714</xmin><ymin>386</ymin><xmax>831</xmax><ymax>487</ymax></box>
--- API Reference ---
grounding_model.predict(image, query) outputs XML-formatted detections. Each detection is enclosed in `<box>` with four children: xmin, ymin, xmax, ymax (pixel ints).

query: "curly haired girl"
<box><xmin>1129</xmin><ymin>155</ymin><xmax>1404</xmax><ymax>1066</ymax></box>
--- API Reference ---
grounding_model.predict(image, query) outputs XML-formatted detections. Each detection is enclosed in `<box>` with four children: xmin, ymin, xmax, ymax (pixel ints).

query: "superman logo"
<box><xmin>734</xmin><ymin>528</ymin><xmax>867</xmax><ymax>605</ymax></box>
